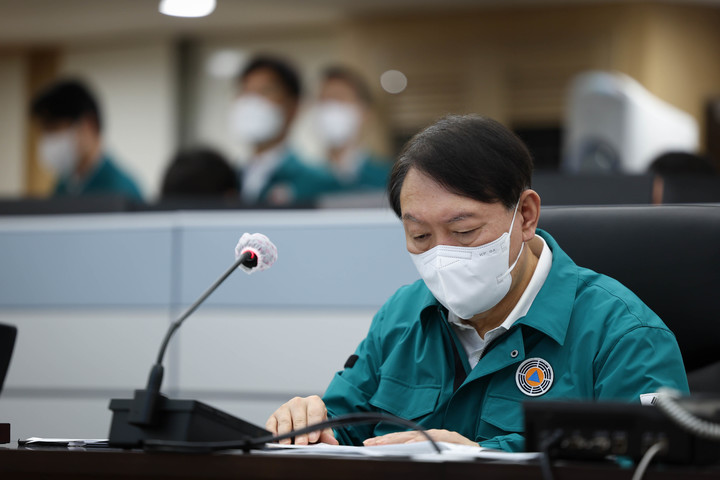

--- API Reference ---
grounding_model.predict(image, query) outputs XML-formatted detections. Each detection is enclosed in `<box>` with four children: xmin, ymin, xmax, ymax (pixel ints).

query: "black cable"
<box><xmin>155</xmin><ymin>255</ymin><xmax>248</xmax><ymax>365</ymax></box>
<box><xmin>655</xmin><ymin>388</ymin><xmax>720</xmax><ymax>441</ymax></box>
<box><xmin>142</xmin><ymin>412</ymin><xmax>443</xmax><ymax>454</ymax></box>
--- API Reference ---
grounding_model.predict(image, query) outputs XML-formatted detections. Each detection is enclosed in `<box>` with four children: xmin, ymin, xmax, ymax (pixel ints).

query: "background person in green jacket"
<box><xmin>229</xmin><ymin>55</ymin><xmax>339</xmax><ymax>206</ymax></box>
<box><xmin>313</xmin><ymin>65</ymin><xmax>391</xmax><ymax>191</ymax></box>
<box><xmin>265</xmin><ymin>114</ymin><xmax>689</xmax><ymax>451</ymax></box>
<box><xmin>31</xmin><ymin>79</ymin><xmax>143</xmax><ymax>202</ymax></box>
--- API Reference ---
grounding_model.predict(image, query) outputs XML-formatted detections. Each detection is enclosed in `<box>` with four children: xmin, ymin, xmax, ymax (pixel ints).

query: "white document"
<box><xmin>19</xmin><ymin>437</ymin><xmax>109</xmax><ymax>448</ymax></box>
<box><xmin>257</xmin><ymin>441</ymin><xmax>541</xmax><ymax>462</ymax></box>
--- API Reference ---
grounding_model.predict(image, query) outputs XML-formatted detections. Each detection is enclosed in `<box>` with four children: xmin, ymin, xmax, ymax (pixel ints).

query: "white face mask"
<box><xmin>315</xmin><ymin>100</ymin><xmax>362</xmax><ymax>148</ymax></box>
<box><xmin>410</xmin><ymin>203</ymin><xmax>524</xmax><ymax>319</ymax></box>
<box><xmin>229</xmin><ymin>94</ymin><xmax>285</xmax><ymax>145</ymax></box>
<box><xmin>39</xmin><ymin>129</ymin><xmax>78</xmax><ymax>176</ymax></box>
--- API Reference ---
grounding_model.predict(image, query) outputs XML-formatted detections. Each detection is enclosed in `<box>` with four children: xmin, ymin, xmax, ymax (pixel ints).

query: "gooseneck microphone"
<box><xmin>108</xmin><ymin>233</ymin><xmax>277</xmax><ymax>447</ymax></box>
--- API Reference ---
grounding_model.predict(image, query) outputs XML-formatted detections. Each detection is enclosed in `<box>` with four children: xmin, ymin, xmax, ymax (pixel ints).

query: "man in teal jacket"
<box><xmin>254</xmin><ymin>149</ymin><xmax>339</xmax><ymax>205</ymax></box>
<box><xmin>314</xmin><ymin>66</ymin><xmax>392</xmax><ymax>192</ymax></box>
<box><xmin>229</xmin><ymin>55</ymin><xmax>339</xmax><ymax>206</ymax></box>
<box><xmin>31</xmin><ymin>79</ymin><xmax>142</xmax><ymax>202</ymax></box>
<box><xmin>321</xmin><ymin>228</ymin><xmax>687</xmax><ymax>451</ymax></box>
<box><xmin>53</xmin><ymin>153</ymin><xmax>142</xmax><ymax>200</ymax></box>
<box><xmin>265</xmin><ymin>115</ymin><xmax>689</xmax><ymax>451</ymax></box>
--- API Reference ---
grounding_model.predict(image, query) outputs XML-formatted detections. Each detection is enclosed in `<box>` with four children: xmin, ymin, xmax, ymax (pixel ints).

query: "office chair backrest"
<box><xmin>660</xmin><ymin>176</ymin><xmax>720</xmax><ymax>204</ymax></box>
<box><xmin>538</xmin><ymin>205</ymin><xmax>720</xmax><ymax>381</ymax></box>
<box><xmin>0</xmin><ymin>323</ymin><xmax>17</xmax><ymax>396</ymax></box>
<box><xmin>533</xmin><ymin>173</ymin><xmax>653</xmax><ymax>206</ymax></box>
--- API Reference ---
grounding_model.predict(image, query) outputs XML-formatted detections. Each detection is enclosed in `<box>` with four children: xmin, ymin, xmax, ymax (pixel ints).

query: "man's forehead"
<box><xmin>243</xmin><ymin>69</ymin><xmax>284</xmax><ymax>91</ymax></box>
<box><xmin>402</xmin><ymin>211</ymin><xmax>481</xmax><ymax>224</ymax></box>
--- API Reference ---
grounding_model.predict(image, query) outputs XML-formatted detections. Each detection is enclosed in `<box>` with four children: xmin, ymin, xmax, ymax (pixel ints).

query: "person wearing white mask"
<box><xmin>229</xmin><ymin>56</ymin><xmax>338</xmax><ymax>205</ymax></box>
<box><xmin>30</xmin><ymin>79</ymin><xmax>142</xmax><ymax>201</ymax></box>
<box><xmin>314</xmin><ymin>66</ymin><xmax>391</xmax><ymax>190</ymax></box>
<box><xmin>265</xmin><ymin>115</ymin><xmax>688</xmax><ymax>451</ymax></box>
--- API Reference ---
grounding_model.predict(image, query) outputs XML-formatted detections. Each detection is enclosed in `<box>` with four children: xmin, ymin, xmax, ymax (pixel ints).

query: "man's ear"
<box><xmin>519</xmin><ymin>189</ymin><xmax>541</xmax><ymax>243</ymax></box>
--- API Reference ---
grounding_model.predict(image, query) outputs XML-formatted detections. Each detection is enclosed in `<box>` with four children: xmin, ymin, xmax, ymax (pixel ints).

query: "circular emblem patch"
<box><xmin>516</xmin><ymin>357</ymin><xmax>554</xmax><ymax>397</ymax></box>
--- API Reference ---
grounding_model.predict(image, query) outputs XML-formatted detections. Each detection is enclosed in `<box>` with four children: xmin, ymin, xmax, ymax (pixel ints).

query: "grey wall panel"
<box><xmin>0</xmin><ymin>226</ymin><xmax>173</xmax><ymax>307</ymax></box>
<box><xmin>177</xmin><ymin>211</ymin><xmax>420</xmax><ymax>309</ymax></box>
<box><xmin>176</xmin><ymin>309</ymin><xmax>374</xmax><ymax>394</ymax></box>
<box><xmin>0</xmin><ymin>210</ymin><xmax>419</xmax><ymax>309</ymax></box>
<box><xmin>0</xmin><ymin>310</ymin><xmax>170</xmax><ymax>390</ymax></box>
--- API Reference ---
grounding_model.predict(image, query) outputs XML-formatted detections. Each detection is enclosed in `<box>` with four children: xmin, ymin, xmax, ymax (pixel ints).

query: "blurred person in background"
<box><xmin>648</xmin><ymin>151</ymin><xmax>718</xmax><ymax>204</ymax></box>
<box><xmin>30</xmin><ymin>79</ymin><xmax>143</xmax><ymax>201</ymax></box>
<box><xmin>160</xmin><ymin>146</ymin><xmax>239</xmax><ymax>199</ymax></box>
<box><xmin>315</xmin><ymin>65</ymin><xmax>391</xmax><ymax>191</ymax></box>
<box><xmin>229</xmin><ymin>55</ymin><xmax>338</xmax><ymax>206</ymax></box>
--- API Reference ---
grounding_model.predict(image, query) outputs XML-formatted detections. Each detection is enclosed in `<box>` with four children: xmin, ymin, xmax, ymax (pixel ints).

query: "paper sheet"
<box><xmin>257</xmin><ymin>441</ymin><xmax>541</xmax><ymax>462</ymax></box>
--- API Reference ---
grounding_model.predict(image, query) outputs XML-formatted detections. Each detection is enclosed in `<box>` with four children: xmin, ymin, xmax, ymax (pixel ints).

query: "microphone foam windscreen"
<box><xmin>234</xmin><ymin>232</ymin><xmax>278</xmax><ymax>274</ymax></box>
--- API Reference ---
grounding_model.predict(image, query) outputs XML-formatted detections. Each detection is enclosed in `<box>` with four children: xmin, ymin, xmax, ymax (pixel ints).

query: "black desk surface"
<box><xmin>2</xmin><ymin>444</ymin><xmax>720</xmax><ymax>480</ymax></box>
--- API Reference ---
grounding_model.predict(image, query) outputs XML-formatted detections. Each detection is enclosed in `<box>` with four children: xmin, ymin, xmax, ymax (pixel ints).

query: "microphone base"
<box><xmin>108</xmin><ymin>395</ymin><xmax>270</xmax><ymax>448</ymax></box>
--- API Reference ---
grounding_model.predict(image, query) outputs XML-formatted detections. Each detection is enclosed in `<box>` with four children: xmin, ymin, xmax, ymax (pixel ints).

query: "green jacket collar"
<box><xmin>515</xmin><ymin>229</ymin><xmax>577</xmax><ymax>346</ymax></box>
<box><xmin>55</xmin><ymin>153</ymin><xmax>110</xmax><ymax>194</ymax></box>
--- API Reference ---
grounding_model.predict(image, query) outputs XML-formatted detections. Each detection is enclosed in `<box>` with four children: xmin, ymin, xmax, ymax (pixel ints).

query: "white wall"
<box><xmin>60</xmin><ymin>40</ymin><xmax>177</xmax><ymax>201</ymax></box>
<box><xmin>0</xmin><ymin>308</ymin><xmax>170</xmax><ymax>440</ymax></box>
<box><xmin>0</xmin><ymin>54</ymin><xmax>26</xmax><ymax>196</ymax></box>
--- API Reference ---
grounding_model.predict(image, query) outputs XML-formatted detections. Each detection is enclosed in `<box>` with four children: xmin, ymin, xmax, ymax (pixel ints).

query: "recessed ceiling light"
<box><xmin>159</xmin><ymin>0</ymin><xmax>216</xmax><ymax>18</ymax></box>
<box><xmin>380</xmin><ymin>70</ymin><xmax>408</xmax><ymax>94</ymax></box>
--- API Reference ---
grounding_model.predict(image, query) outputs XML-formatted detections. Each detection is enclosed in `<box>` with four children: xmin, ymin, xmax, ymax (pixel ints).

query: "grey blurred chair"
<box><xmin>0</xmin><ymin>323</ymin><xmax>17</xmax><ymax>396</ymax></box>
<box><xmin>532</xmin><ymin>173</ymin><xmax>653</xmax><ymax>206</ymax></box>
<box><xmin>660</xmin><ymin>176</ymin><xmax>720</xmax><ymax>204</ymax></box>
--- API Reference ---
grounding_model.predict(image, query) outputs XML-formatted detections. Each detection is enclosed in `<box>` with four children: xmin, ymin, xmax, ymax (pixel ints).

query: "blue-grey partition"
<box><xmin>0</xmin><ymin>210</ymin><xmax>420</xmax><ymax>310</ymax></box>
<box><xmin>0</xmin><ymin>216</ymin><xmax>174</xmax><ymax>308</ymax></box>
<box><xmin>176</xmin><ymin>211</ymin><xmax>418</xmax><ymax>309</ymax></box>
<box><xmin>0</xmin><ymin>209</ymin><xmax>419</xmax><ymax>441</ymax></box>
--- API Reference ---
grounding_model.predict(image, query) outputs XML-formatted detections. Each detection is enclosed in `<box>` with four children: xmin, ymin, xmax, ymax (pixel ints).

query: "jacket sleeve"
<box><xmin>479</xmin><ymin>433</ymin><xmax>526</xmax><ymax>452</ymax></box>
<box><xmin>322</xmin><ymin>307</ymin><xmax>385</xmax><ymax>445</ymax></box>
<box><xmin>594</xmin><ymin>325</ymin><xmax>689</xmax><ymax>400</ymax></box>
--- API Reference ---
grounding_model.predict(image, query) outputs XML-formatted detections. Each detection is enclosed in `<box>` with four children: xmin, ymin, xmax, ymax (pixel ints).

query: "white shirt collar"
<box><xmin>497</xmin><ymin>234</ymin><xmax>552</xmax><ymax>330</ymax></box>
<box><xmin>331</xmin><ymin>147</ymin><xmax>366</xmax><ymax>182</ymax></box>
<box><xmin>241</xmin><ymin>144</ymin><xmax>287</xmax><ymax>203</ymax></box>
<box><xmin>449</xmin><ymin>235</ymin><xmax>552</xmax><ymax>368</ymax></box>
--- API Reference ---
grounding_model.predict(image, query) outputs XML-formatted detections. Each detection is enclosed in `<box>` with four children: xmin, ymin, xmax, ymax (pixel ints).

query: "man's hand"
<box><xmin>363</xmin><ymin>429</ymin><xmax>477</xmax><ymax>447</ymax></box>
<box><xmin>265</xmin><ymin>395</ymin><xmax>339</xmax><ymax>445</ymax></box>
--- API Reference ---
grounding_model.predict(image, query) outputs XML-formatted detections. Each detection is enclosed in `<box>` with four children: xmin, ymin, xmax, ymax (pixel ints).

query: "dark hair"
<box><xmin>31</xmin><ymin>78</ymin><xmax>102</xmax><ymax>132</ymax></box>
<box><xmin>649</xmin><ymin>151</ymin><xmax>717</xmax><ymax>176</ymax></box>
<box><xmin>240</xmin><ymin>55</ymin><xmax>301</xmax><ymax>99</ymax></box>
<box><xmin>161</xmin><ymin>147</ymin><xmax>240</xmax><ymax>197</ymax></box>
<box><xmin>321</xmin><ymin>65</ymin><xmax>372</xmax><ymax>105</ymax></box>
<box><xmin>388</xmin><ymin>114</ymin><xmax>533</xmax><ymax>217</ymax></box>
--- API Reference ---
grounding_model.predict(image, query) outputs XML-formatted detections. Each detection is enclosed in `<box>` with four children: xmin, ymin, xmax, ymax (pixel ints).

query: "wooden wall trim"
<box><xmin>24</xmin><ymin>48</ymin><xmax>61</xmax><ymax>197</ymax></box>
